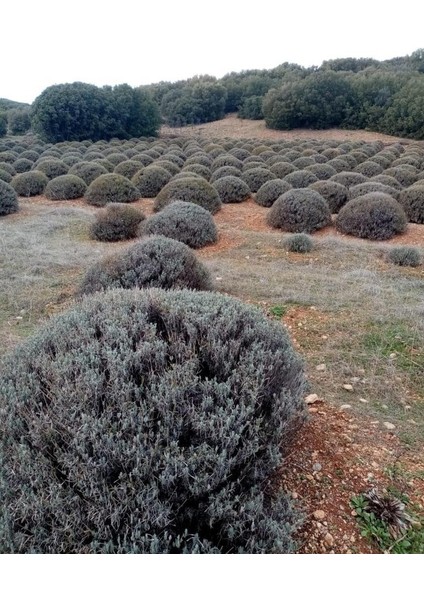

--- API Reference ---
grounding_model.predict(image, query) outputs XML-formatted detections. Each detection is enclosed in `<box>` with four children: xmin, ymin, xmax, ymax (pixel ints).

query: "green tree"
<box><xmin>238</xmin><ymin>95</ymin><xmax>264</xmax><ymax>119</ymax></box>
<box><xmin>349</xmin><ymin>69</ymin><xmax>408</xmax><ymax>129</ymax></box>
<box><xmin>320</xmin><ymin>57</ymin><xmax>379</xmax><ymax>72</ymax></box>
<box><xmin>264</xmin><ymin>71</ymin><xmax>356</xmax><ymax>130</ymax></box>
<box><xmin>382</xmin><ymin>76</ymin><xmax>424</xmax><ymax>138</ymax></box>
<box><xmin>31</xmin><ymin>82</ymin><xmax>160</xmax><ymax>142</ymax></box>
<box><xmin>161</xmin><ymin>80</ymin><xmax>227</xmax><ymax>126</ymax></box>
<box><xmin>0</xmin><ymin>112</ymin><xmax>7</xmax><ymax>137</ymax></box>
<box><xmin>8</xmin><ymin>107</ymin><xmax>31</xmax><ymax>135</ymax></box>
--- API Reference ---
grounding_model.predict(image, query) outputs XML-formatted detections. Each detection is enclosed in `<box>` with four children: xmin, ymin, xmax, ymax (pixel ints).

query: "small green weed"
<box><xmin>351</xmin><ymin>492</ymin><xmax>424</xmax><ymax>554</ymax></box>
<box><xmin>269</xmin><ymin>304</ymin><xmax>288</xmax><ymax>319</ymax></box>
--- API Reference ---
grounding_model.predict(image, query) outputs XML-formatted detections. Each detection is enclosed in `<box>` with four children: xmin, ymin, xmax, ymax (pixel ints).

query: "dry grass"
<box><xmin>161</xmin><ymin>113</ymin><xmax>411</xmax><ymax>143</ymax></box>
<box><xmin>1</xmin><ymin>124</ymin><xmax>423</xmax><ymax>554</ymax></box>
<box><xmin>2</xmin><ymin>195</ymin><xmax>422</xmax><ymax>447</ymax></box>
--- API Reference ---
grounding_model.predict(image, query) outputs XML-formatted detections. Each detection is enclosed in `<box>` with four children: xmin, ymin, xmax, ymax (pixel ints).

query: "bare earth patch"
<box><xmin>161</xmin><ymin>113</ymin><xmax>412</xmax><ymax>144</ymax></box>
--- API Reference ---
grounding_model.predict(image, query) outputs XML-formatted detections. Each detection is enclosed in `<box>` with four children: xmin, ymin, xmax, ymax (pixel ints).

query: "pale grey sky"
<box><xmin>2</xmin><ymin>0</ymin><xmax>423</xmax><ymax>104</ymax></box>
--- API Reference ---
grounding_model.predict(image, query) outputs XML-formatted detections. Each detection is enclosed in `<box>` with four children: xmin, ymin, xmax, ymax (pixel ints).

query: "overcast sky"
<box><xmin>2</xmin><ymin>0</ymin><xmax>423</xmax><ymax>104</ymax></box>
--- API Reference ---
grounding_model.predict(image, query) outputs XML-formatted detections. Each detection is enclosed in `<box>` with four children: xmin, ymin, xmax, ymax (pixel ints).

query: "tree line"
<box><xmin>1</xmin><ymin>49</ymin><xmax>423</xmax><ymax>141</ymax></box>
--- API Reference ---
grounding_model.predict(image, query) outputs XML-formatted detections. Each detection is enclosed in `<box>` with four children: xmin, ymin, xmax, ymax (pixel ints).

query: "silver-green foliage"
<box><xmin>398</xmin><ymin>185</ymin><xmax>424</xmax><ymax>223</ymax></box>
<box><xmin>84</xmin><ymin>174</ymin><xmax>139</xmax><ymax>206</ymax></box>
<box><xmin>268</xmin><ymin>188</ymin><xmax>332</xmax><ymax>233</ymax></box>
<box><xmin>0</xmin><ymin>287</ymin><xmax>306</xmax><ymax>553</ymax></box>
<box><xmin>255</xmin><ymin>179</ymin><xmax>291</xmax><ymax>207</ymax></box>
<box><xmin>143</xmin><ymin>201</ymin><xmax>217</xmax><ymax>248</ymax></box>
<box><xmin>132</xmin><ymin>166</ymin><xmax>172</xmax><ymax>198</ymax></box>
<box><xmin>11</xmin><ymin>171</ymin><xmax>49</xmax><ymax>197</ymax></box>
<box><xmin>336</xmin><ymin>193</ymin><xmax>408</xmax><ymax>240</ymax></box>
<box><xmin>154</xmin><ymin>177</ymin><xmax>222</xmax><ymax>214</ymax></box>
<box><xmin>0</xmin><ymin>180</ymin><xmax>19</xmax><ymax>215</ymax></box>
<box><xmin>69</xmin><ymin>161</ymin><xmax>109</xmax><ymax>184</ymax></box>
<box><xmin>45</xmin><ymin>175</ymin><xmax>87</xmax><ymax>200</ymax></box>
<box><xmin>387</xmin><ymin>246</ymin><xmax>421</xmax><ymax>267</ymax></box>
<box><xmin>284</xmin><ymin>233</ymin><xmax>314</xmax><ymax>253</ymax></box>
<box><xmin>90</xmin><ymin>203</ymin><xmax>145</xmax><ymax>242</ymax></box>
<box><xmin>79</xmin><ymin>235</ymin><xmax>213</xmax><ymax>295</ymax></box>
<box><xmin>213</xmin><ymin>175</ymin><xmax>251</xmax><ymax>203</ymax></box>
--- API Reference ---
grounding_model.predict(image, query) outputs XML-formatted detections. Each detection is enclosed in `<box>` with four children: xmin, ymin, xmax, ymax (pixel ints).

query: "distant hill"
<box><xmin>0</xmin><ymin>98</ymin><xmax>30</xmax><ymax>111</ymax></box>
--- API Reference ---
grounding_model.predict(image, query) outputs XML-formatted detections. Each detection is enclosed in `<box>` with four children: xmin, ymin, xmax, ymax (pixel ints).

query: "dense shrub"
<box><xmin>304</xmin><ymin>163</ymin><xmax>337</xmax><ymax>180</ymax></box>
<box><xmin>154</xmin><ymin>177</ymin><xmax>222</xmax><ymax>214</ymax></box>
<box><xmin>349</xmin><ymin>182</ymin><xmax>399</xmax><ymax>200</ymax></box>
<box><xmin>371</xmin><ymin>174</ymin><xmax>403</xmax><ymax>190</ymax></box>
<box><xmin>0</xmin><ymin>168</ymin><xmax>12</xmax><ymax>184</ymax></box>
<box><xmin>184</xmin><ymin>154</ymin><xmax>212</xmax><ymax>168</ymax></box>
<box><xmin>228</xmin><ymin>147</ymin><xmax>250</xmax><ymax>161</ymax></box>
<box><xmin>0</xmin><ymin>151</ymin><xmax>17</xmax><ymax>164</ymax></box>
<box><xmin>387</xmin><ymin>246</ymin><xmax>421</xmax><ymax>267</ymax></box>
<box><xmin>335</xmin><ymin>193</ymin><xmax>407</xmax><ymax>240</ymax></box>
<box><xmin>79</xmin><ymin>235</ymin><xmax>213</xmax><ymax>295</ymax></box>
<box><xmin>0</xmin><ymin>180</ymin><xmax>19</xmax><ymax>215</ymax></box>
<box><xmin>308</xmin><ymin>180</ymin><xmax>350</xmax><ymax>213</ymax></box>
<box><xmin>0</xmin><ymin>286</ymin><xmax>306</xmax><ymax>554</ymax></box>
<box><xmin>85</xmin><ymin>174</ymin><xmax>139</xmax><ymax>206</ymax></box>
<box><xmin>69</xmin><ymin>161</ymin><xmax>109</xmax><ymax>184</ymax></box>
<box><xmin>44</xmin><ymin>175</ymin><xmax>87</xmax><ymax>200</ymax></box>
<box><xmin>211</xmin><ymin>155</ymin><xmax>243</xmax><ymax>171</ymax></box>
<box><xmin>326</xmin><ymin>158</ymin><xmax>351</xmax><ymax>173</ymax></box>
<box><xmin>281</xmin><ymin>150</ymin><xmax>301</xmax><ymax>162</ymax></box>
<box><xmin>213</xmin><ymin>175</ymin><xmax>251</xmax><ymax>203</ymax></box>
<box><xmin>398</xmin><ymin>186</ymin><xmax>424</xmax><ymax>223</ymax></box>
<box><xmin>383</xmin><ymin>167</ymin><xmax>418</xmax><ymax>187</ymax></box>
<box><xmin>241</xmin><ymin>167</ymin><xmax>274</xmax><ymax>193</ymax></box>
<box><xmin>267</xmin><ymin>189</ymin><xmax>331</xmax><ymax>233</ymax></box>
<box><xmin>62</xmin><ymin>154</ymin><xmax>83</xmax><ymax>167</ymax></box>
<box><xmin>132</xmin><ymin>166</ymin><xmax>172</xmax><ymax>198</ymax></box>
<box><xmin>391</xmin><ymin>156</ymin><xmax>421</xmax><ymax>169</ymax></box>
<box><xmin>242</xmin><ymin>162</ymin><xmax>266</xmax><ymax>173</ymax></box>
<box><xmin>19</xmin><ymin>150</ymin><xmax>40</xmax><ymax>162</ymax></box>
<box><xmin>153</xmin><ymin>160</ymin><xmax>180</xmax><ymax>176</ymax></box>
<box><xmin>255</xmin><ymin>179</ymin><xmax>292</xmax><ymax>207</ymax></box>
<box><xmin>171</xmin><ymin>172</ymin><xmax>203</xmax><ymax>181</ymax></box>
<box><xmin>354</xmin><ymin>161</ymin><xmax>383</xmax><ymax>177</ymax></box>
<box><xmin>92</xmin><ymin>158</ymin><xmax>114</xmax><ymax>172</ymax></box>
<box><xmin>90</xmin><ymin>203</ymin><xmax>145</xmax><ymax>241</ymax></box>
<box><xmin>210</xmin><ymin>166</ymin><xmax>242</xmax><ymax>182</ymax></box>
<box><xmin>283</xmin><ymin>170</ymin><xmax>318</xmax><ymax>189</ymax></box>
<box><xmin>244</xmin><ymin>155</ymin><xmax>265</xmax><ymax>165</ymax></box>
<box><xmin>130</xmin><ymin>153</ymin><xmax>154</xmax><ymax>167</ymax></box>
<box><xmin>181</xmin><ymin>164</ymin><xmax>211</xmax><ymax>180</ymax></box>
<box><xmin>337</xmin><ymin>154</ymin><xmax>357</xmax><ymax>169</ymax></box>
<box><xmin>10</xmin><ymin>171</ymin><xmax>49</xmax><ymax>197</ymax></box>
<box><xmin>34</xmin><ymin>159</ymin><xmax>69</xmax><ymax>180</ymax></box>
<box><xmin>104</xmin><ymin>152</ymin><xmax>128</xmax><ymax>167</ymax></box>
<box><xmin>283</xmin><ymin>233</ymin><xmax>314</xmax><ymax>253</ymax></box>
<box><xmin>293</xmin><ymin>157</ymin><xmax>315</xmax><ymax>169</ymax></box>
<box><xmin>161</xmin><ymin>153</ymin><xmax>185</xmax><ymax>168</ymax></box>
<box><xmin>84</xmin><ymin>151</ymin><xmax>105</xmax><ymax>161</ymax></box>
<box><xmin>270</xmin><ymin>162</ymin><xmax>296</xmax><ymax>178</ymax></box>
<box><xmin>13</xmin><ymin>158</ymin><xmax>33</xmax><ymax>173</ymax></box>
<box><xmin>309</xmin><ymin>153</ymin><xmax>328</xmax><ymax>164</ymax></box>
<box><xmin>330</xmin><ymin>171</ymin><xmax>368</xmax><ymax>188</ymax></box>
<box><xmin>114</xmin><ymin>160</ymin><xmax>144</xmax><ymax>180</ymax></box>
<box><xmin>142</xmin><ymin>201</ymin><xmax>217</xmax><ymax>248</ymax></box>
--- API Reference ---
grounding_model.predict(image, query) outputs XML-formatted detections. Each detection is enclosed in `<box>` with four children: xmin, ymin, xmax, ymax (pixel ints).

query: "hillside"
<box><xmin>161</xmin><ymin>113</ymin><xmax>411</xmax><ymax>143</ymax></box>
